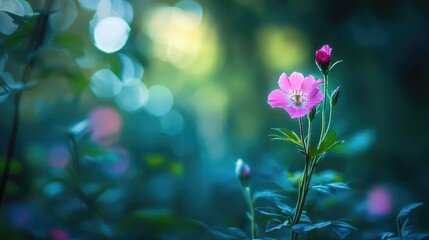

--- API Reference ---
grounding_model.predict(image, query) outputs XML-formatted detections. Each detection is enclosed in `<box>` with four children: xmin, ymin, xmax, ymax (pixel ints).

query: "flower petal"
<box><xmin>285</xmin><ymin>106</ymin><xmax>309</xmax><ymax>118</ymax></box>
<box><xmin>278</xmin><ymin>73</ymin><xmax>291</xmax><ymax>92</ymax></box>
<box><xmin>307</xmin><ymin>89</ymin><xmax>324</xmax><ymax>108</ymax></box>
<box><xmin>268</xmin><ymin>89</ymin><xmax>288</xmax><ymax>108</ymax></box>
<box><xmin>322</xmin><ymin>45</ymin><xmax>332</xmax><ymax>55</ymax></box>
<box><xmin>288</xmin><ymin>72</ymin><xmax>304</xmax><ymax>90</ymax></box>
<box><xmin>301</xmin><ymin>75</ymin><xmax>316</xmax><ymax>93</ymax></box>
<box><xmin>312</xmin><ymin>79</ymin><xmax>323</xmax><ymax>88</ymax></box>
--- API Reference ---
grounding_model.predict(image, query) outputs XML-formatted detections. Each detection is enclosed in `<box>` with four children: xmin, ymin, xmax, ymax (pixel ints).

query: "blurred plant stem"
<box><xmin>0</xmin><ymin>0</ymin><xmax>54</xmax><ymax>209</ymax></box>
<box><xmin>67</xmin><ymin>133</ymin><xmax>110</xmax><ymax>235</ymax></box>
<box><xmin>242</xmin><ymin>186</ymin><xmax>256</xmax><ymax>239</ymax></box>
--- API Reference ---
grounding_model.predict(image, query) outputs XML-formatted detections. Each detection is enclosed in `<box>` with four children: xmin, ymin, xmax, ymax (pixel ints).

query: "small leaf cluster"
<box><xmin>380</xmin><ymin>203</ymin><xmax>429</xmax><ymax>240</ymax></box>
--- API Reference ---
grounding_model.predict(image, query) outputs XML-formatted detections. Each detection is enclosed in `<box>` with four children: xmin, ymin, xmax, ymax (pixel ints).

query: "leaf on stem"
<box><xmin>270</xmin><ymin>128</ymin><xmax>303</xmax><ymax>147</ymax></box>
<box><xmin>406</xmin><ymin>233</ymin><xmax>429</xmax><ymax>240</ymax></box>
<box><xmin>311</xmin><ymin>182</ymin><xmax>351</xmax><ymax>195</ymax></box>
<box><xmin>397</xmin><ymin>202</ymin><xmax>423</xmax><ymax>220</ymax></box>
<box><xmin>252</xmin><ymin>190</ymin><xmax>286</xmax><ymax>202</ymax></box>
<box><xmin>379</xmin><ymin>232</ymin><xmax>397</xmax><ymax>240</ymax></box>
<box><xmin>311</xmin><ymin>131</ymin><xmax>343</xmax><ymax>157</ymax></box>
<box><xmin>193</xmin><ymin>221</ymin><xmax>248</xmax><ymax>240</ymax></box>
<box><xmin>256</xmin><ymin>206</ymin><xmax>284</xmax><ymax>218</ymax></box>
<box><xmin>329</xmin><ymin>60</ymin><xmax>343</xmax><ymax>71</ymax></box>
<box><xmin>292</xmin><ymin>220</ymin><xmax>356</xmax><ymax>239</ymax></box>
<box><xmin>265</xmin><ymin>219</ymin><xmax>290</xmax><ymax>232</ymax></box>
<box><xmin>329</xmin><ymin>221</ymin><xmax>357</xmax><ymax>239</ymax></box>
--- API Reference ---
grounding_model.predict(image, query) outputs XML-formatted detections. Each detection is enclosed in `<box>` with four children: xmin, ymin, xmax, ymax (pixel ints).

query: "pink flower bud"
<box><xmin>235</xmin><ymin>159</ymin><xmax>250</xmax><ymax>186</ymax></box>
<box><xmin>315</xmin><ymin>45</ymin><xmax>332</xmax><ymax>74</ymax></box>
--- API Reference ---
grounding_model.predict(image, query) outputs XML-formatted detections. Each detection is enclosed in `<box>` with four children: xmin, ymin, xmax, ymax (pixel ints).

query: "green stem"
<box><xmin>242</xmin><ymin>187</ymin><xmax>256</xmax><ymax>239</ymax></box>
<box><xmin>298</xmin><ymin>118</ymin><xmax>307</xmax><ymax>153</ymax></box>
<box><xmin>291</xmin><ymin>158</ymin><xmax>311</xmax><ymax>240</ymax></box>
<box><xmin>291</xmin><ymin>119</ymin><xmax>312</xmax><ymax>240</ymax></box>
<box><xmin>323</xmin><ymin>100</ymin><xmax>333</xmax><ymax>140</ymax></box>
<box><xmin>396</xmin><ymin>217</ymin><xmax>402</xmax><ymax>238</ymax></box>
<box><xmin>0</xmin><ymin>0</ymin><xmax>53</xmax><ymax>209</ymax></box>
<box><xmin>318</xmin><ymin>74</ymin><xmax>329</xmax><ymax>148</ymax></box>
<box><xmin>0</xmin><ymin>92</ymin><xmax>21</xmax><ymax>208</ymax></box>
<box><xmin>306</xmin><ymin>116</ymin><xmax>312</xmax><ymax>154</ymax></box>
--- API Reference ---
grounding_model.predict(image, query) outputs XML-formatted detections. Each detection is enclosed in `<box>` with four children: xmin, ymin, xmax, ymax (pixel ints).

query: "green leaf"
<box><xmin>253</xmin><ymin>190</ymin><xmax>286</xmax><ymax>202</ymax></box>
<box><xmin>194</xmin><ymin>221</ymin><xmax>248</xmax><ymax>240</ymax></box>
<box><xmin>312</xmin><ymin>182</ymin><xmax>351</xmax><ymax>195</ymax></box>
<box><xmin>270</xmin><ymin>128</ymin><xmax>302</xmax><ymax>147</ymax></box>
<box><xmin>312</xmin><ymin>131</ymin><xmax>344</xmax><ymax>157</ymax></box>
<box><xmin>379</xmin><ymin>232</ymin><xmax>396</xmax><ymax>240</ymax></box>
<box><xmin>397</xmin><ymin>202</ymin><xmax>423</xmax><ymax>220</ymax></box>
<box><xmin>292</xmin><ymin>220</ymin><xmax>355</xmax><ymax>238</ymax></box>
<box><xmin>292</xmin><ymin>221</ymin><xmax>332</xmax><ymax>233</ymax></box>
<box><xmin>266</xmin><ymin>219</ymin><xmax>289</xmax><ymax>232</ymax></box>
<box><xmin>320</xmin><ymin>131</ymin><xmax>337</xmax><ymax>150</ymax></box>
<box><xmin>256</xmin><ymin>206</ymin><xmax>284</xmax><ymax>218</ymax></box>
<box><xmin>329</xmin><ymin>221</ymin><xmax>357</xmax><ymax>239</ymax></box>
<box><xmin>406</xmin><ymin>233</ymin><xmax>429</xmax><ymax>240</ymax></box>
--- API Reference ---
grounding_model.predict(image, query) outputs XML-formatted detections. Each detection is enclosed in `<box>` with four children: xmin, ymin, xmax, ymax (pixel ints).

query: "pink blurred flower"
<box><xmin>315</xmin><ymin>45</ymin><xmax>332</xmax><ymax>73</ymax></box>
<box><xmin>268</xmin><ymin>72</ymin><xmax>324</xmax><ymax>118</ymax></box>
<box><xmin>88</xmin><ymin>107</ymin><xmax>122</xmax><ymax>147</ymax></box>
<box><xmin>235</xmin><ymin>159</ymin><xmax>250</xmax><ymax>186</ymax></box>
<box><xmin>367</xmin><ymin>186</ymin><xmax>392</xmax><ymax>216</ymax></box>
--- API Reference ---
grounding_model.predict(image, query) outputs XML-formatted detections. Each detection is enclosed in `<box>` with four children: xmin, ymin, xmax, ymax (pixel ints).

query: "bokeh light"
<box><xmin>43</xmin><ymin>182</ymin><xmax>64</xmax><ymax>197</ymax></box>
<box><xmin>119</xmin><ymin>53</ymin><xmax>144</xmax><ymax>81</ymax></box>
<box><xmin>114</xmin><ymin>80</ymin><xmax>148</xmax><ymax>112</ymax></box>
<box><xmin>367</xmin><ymin>186</ymin><xmax>392</xmax><ymax>216</ymax></box>
<box><xmin>88</xmin><ymin>107</ymin><xmax>122</xmax><ymax>146</ymax></box>
<box><xmin>257</xmin><ymin>26</ymin><xmax>309</xmax><ymax>71</ymax></box>
<box><xmin>50</xmin><ymin>228</ymin><xmax>69</xmax><ymax>240</ymax></box>
<box><xmin>160</xmin><ymin>110</ymin><xmax>185</xmax><ymax>136</ymax></box>
<box><xmin>101</xmin><ymin>147</ymin><xmax>130</xmax><ymax>175</ymax></box>
<box><xmin>145</xmin><ymin>85</ymin><xmax>174</xmax><ymax>117</ymax></box>
<box><xmin>78</xmin><ymin>0</ymin><xmax>101</xmax><ymax>11</ymax></box>
<box><xmin>9</xmin><ymin>204</ymin><xmax>32</xmax><ymax>228</ymax></box>
<box><xmin>90</xmin><ymin>68</ymin><xmax>122</xmax><ymax>98</ymax></box>
<box><xmin>48</xmin><ymin>145</ymin><xmax>70</xmax><ymax>169</ymax></box>
<box><xmin>173</xmin><ymin>0</ymin><xmax>203</xmax><ymax>30</ymax></box>
<box><xmin>93</xmin><ymin>16</ymin><xmax>130</xmax><ymax>53</ymax></box>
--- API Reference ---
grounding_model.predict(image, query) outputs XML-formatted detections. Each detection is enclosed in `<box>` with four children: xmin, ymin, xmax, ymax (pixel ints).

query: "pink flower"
<box><xmin>235</xmin><ymin>159</ymin><xmax>250</xmax><ymax>179</ymax></box>
<box><xmin>268</xmin><ymin>72</ymin><xmax>324</xmax><ymax>118</ymax></box>
<box><xmin>315</xmin><ymin>45</ymin><xmax>332</xmax><ymax>73</ymax></box>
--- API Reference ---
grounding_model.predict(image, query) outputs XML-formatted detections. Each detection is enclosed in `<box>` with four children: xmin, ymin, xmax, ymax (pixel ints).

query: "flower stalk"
<box><xmin>0</xmin><ymin>0</ymin><xmax>54</xmax><ymax>208</ymax></box>
<box><xmin>267</xmin><ymin>44</ymin><xmax>343</xmax><ymax>239</ymax></box>
<box><xmin>235</xmin><ymin>159</ymin><xmax>255</xmax><ymax>239</ymax></box>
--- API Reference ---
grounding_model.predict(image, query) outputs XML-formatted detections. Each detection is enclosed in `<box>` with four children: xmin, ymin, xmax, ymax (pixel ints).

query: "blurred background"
<box><xmin>0</xmin><ymin>0</ymin><xmax>428</xmax><ymax>239</ymax></box>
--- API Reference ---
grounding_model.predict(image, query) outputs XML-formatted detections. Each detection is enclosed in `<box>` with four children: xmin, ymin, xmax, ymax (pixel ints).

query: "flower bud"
<box><xmin>315</xmin><ymin>45</ymin><xmax>332</xmax><ymax>74</ymax></box>
<box><xmin>235</xmin><ymin>159</ymin><xmax>250</xmax><ymax>186</ymax></box>
<box><xmin>308</xmin><ymin>107</ymin><xmax>316</xmax><ymax>121</ymax></box>
<box><xmin>331</xmin><ymin>86</ymin><xmax>340</xmax><ymax>106</ymax></box>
